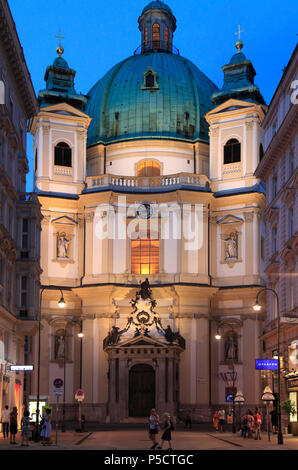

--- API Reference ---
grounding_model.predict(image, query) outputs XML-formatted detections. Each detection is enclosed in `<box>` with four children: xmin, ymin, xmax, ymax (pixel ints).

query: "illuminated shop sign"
<box><xmin>9</xmin><ymin>365</ymin><xmax>34</xmax><ymax>371</ymax></box>
<box><xmin>255</xmin><ymin>359</ymin><xmax>278</xmax><ymax>370</ymax></box>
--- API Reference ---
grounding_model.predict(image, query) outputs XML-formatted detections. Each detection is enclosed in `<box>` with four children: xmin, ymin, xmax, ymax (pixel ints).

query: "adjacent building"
<box><xmin>0</xmin><ymin>0</ymin><xmax>41</xmax><ymax>421</ymax></box>
<box><xmin>255</xmin><ymin>44</ymin><xmax>298</xmax><ymax>429</ymax></box>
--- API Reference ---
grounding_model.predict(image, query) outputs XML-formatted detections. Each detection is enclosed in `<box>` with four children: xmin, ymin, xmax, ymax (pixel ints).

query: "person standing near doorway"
<box><xmin>218</xmin><ymin>407</ymin><xmax>226</xmax><ymax>432</ymax></box>
<box><xmin>212</xmin><ymin>410</ymin><xmax>219</xmax><ymax>432</ymax></box>
<box><xmin>9</xmin><ymin>407</ymin><xmax>18</xmax><ymax>444</ymax></box>
<box><xmin>1</xmin><ymin>405</ymin><xmax>10</xmax><ymax>439</ymax></box>
<box><xmin>148</xmin><ymin>409</ymin><xmax>159</xmax><ymax>449</ymax></box>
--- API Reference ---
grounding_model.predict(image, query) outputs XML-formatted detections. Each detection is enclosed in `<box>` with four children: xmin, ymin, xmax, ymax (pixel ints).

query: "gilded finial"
<box><xmin>235</xmin><ymin>24</ymin><xmax>244</xmax><ymax>53</ymax></box>
<box><xmin>55</xmin><ymin>29</ymin><xmax>65</xmax><ymax>57</ymax></box>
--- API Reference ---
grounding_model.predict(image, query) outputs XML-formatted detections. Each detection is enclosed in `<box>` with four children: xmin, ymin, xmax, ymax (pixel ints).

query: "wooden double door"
<box><xmin>129</xmin><ymin>364</ymin><xmax>155</xmax><ymax>417</ymax></box>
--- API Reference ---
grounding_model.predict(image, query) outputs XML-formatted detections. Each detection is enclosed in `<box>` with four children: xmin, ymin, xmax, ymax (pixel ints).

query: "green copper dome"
<box><xmin>141</xmin><ymin>1</ymin><xmax>173</xmax><ymax>16</ymax></box>
<box><xmin>86</xmin><ymin>52</ymin><xmax>219</xmax><ymax>147</ymax></box>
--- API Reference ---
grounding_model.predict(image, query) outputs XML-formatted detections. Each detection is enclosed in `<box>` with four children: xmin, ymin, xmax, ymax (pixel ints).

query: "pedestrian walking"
<box><xmin>254</xmin><ymin>408</ymin><xmax>262</xmax><ymax>440</ymax></box>
<box><xmin>212</xmin><ymin>410</ymin><xmax>219</xmax><ymax>431</ymax></box>
<box><xmin>40</xmin><ymin>408</ymin><xmax>52</xmax><ymax>446</ymax></box>
<box><xmin>21</xmin><ymin>410</ymin><xmax>31</xmax><ymax>446</ymax></box>
<box><xmin>218</xmin><ymin>407</ymin><xmax>226</xmax><ymax>432</ymax></box>
<box><xmin>9</xmin><ymin>406</ymin><xmax>18</xmax><ymax>444</ymax></box>
<box><xmin>241</xmin><ymin>412</ymin><xmax>249</xmax><ymax>438</ymax></box>
<box><xmin>148</xmin><ymin>408</ymin><xmax>159</xmax><ymax>449</ymax></box>
<box><xmin>157</xmin><ymin>412</ymin><xmax>174</xmax><ymax>450</ymax></box>
<box><xmin>1</xmin><ymin>405</ymin><xmax>10</xmax><ymax>439</ymax></box>
<box><xmin>185</xmin><ymin>412</ymin><xmax>192</xmax><ymax>429</ymax></box>
<box><xmin>270</xmin><ymin>408</ymin><xmax>278</xmax><ymax>434</ymax></box>
<box><xmin>247</xmin><ymin>409</ymin><xmax>255</xmax><ymax>438</ymax></box>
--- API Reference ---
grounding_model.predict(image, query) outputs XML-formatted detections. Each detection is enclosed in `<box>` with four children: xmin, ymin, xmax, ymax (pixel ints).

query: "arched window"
<box><xmin>144</xmin><ymin>27</ymin><xmax>148</xmax><ymax>47</ymax></box>
<box><xmin>165</xmin><ymin>26</ymin><xmax>169</xmax><ymax>51</ymax></box>
<box><xmin>137</xmin><ymin>160</ymin><xmax>160</xmax><ymax>177</ymax></box>
<box><xmin>224</xmin><ymin>138</ymin><xmax>241</xmax><ymax>164</ymax></box>
<box><xmin>131</xmin><ymin>238</ymin><xmax>159</xmax><ymax>274</ymax></box>
<box><xmin>152</xmin><ymin>23</ymin><xmax>160</xmax><ymax>49</ymax></box>
<box><xmin>54</xmin><ymin>142</ymin><xmax>72</xmax><ymax>167</ymax></box>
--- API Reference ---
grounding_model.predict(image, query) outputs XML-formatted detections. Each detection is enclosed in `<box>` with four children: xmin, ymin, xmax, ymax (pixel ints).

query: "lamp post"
<box><xmin>215</xmin><ymin>323</ymin><xmax>237</xmax><ymax>434</ymax></box>
<box><xmin>234</xmin><ymin>391</ymin><xmax>245</xmax><ymax>431</ymax></box>
<box><xmin>34</xmin><ymin>287</ymin><xmax>65</xmax><ymax>442</ymax></box>
<box><xmin>61</xmin><ymin>319</ymin><xmax>83</xmax><ymax>433</ymax></box>
<box><xmin>253</xmin><ymin>287</ymin><xmax>283</xmax><ymax>445</ymax></box>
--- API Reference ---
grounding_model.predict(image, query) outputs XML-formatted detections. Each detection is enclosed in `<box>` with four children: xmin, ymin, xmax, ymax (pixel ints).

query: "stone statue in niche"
<box><xmin>224</xmin><ymin>334</ymin><xmax>238</xmax><ymax>362</ymax></box>
<box><xmin>55</xmin><ymin>335</ymin><xmax>65</xmax><ymax>360</ymax></box>
<box><xmin>222</xmin><ymin>231</ymin><xmax>238</xmax><ymax>260</ymax></box>
<box><xmin>57</xmin><ymin>232</ymin><xmax>70</xmax><ymax>258</ymax></box>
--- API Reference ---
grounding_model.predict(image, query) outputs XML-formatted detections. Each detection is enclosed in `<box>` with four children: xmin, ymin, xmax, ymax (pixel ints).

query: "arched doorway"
<box><xmin>129</xmin><ymin>364</ymin><xmax>155</xmax><ymax>417</ymax></box>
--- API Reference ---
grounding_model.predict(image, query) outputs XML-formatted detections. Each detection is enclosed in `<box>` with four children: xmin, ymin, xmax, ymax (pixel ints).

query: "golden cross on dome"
<box><xmin>55</xmin><ymin>29</ymin><xmax>65</xmax><ymax>47</ymax></box>
<box><xmin>55</xmin><ymin>29</ymin><xmax>65</xmax><ymax>56</ymax></box>
<box><xmin>235</xmin><ymin>24</ymin><xmax>244</xmax><ymax>42</ymax></box>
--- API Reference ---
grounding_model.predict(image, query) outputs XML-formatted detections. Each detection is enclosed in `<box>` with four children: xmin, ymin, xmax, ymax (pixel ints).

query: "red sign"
<box><xmin>75</xmin><ymin>389</ymin><xmax>85</xmax><ymax>401</ymax></box>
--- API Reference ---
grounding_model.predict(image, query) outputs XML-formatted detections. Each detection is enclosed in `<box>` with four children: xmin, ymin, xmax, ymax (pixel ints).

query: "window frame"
<box><xmin>54</xmin><ymin>141</ymin><xmax>72</xmax><ymax>168</ymax></box>
<box><xmin>223</xmin><ymin>138</ymin><xmax>241</xmax><ymax>165</ymax></box>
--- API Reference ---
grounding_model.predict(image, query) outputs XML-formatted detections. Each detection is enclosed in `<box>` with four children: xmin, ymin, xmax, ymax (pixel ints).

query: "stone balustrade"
<box><xmin>86</xmin><ymin>172</ymin><xmax>211</xmax><ymax>192</ymax></box>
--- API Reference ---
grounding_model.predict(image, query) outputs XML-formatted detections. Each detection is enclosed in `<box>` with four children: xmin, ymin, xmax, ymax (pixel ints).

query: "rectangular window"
<box><xmin>131</xmin><ymin>238</ymin><xmax>159</xmax><ymax>274</ymax></box>
<box><xmin>272</xmin><ymin>175</ymin><xmax>278</xmax><ymax>199</ymax></box>
<box><xmin>261</xmin><ymin>237</ymin><xmax>265</xmax><ymax>261</ymax></box>
<box><xmin>272</xmin><ymin>227</ymin><xmax>277</xmax><ymax>255</ymax></box>
<box><xmin>21</xmin><ymin>276</ymin><xmax>27</xmax><ymax>307</ymax></box>
<box><xmin>289</xmin><ymin>207</ymin><xmax>294</xmax><ymax>238</ymax></box>
<box><xmin>22</xmin><ymin>218</ymin><xmax>29</xmax><ymax>249</ymax></box>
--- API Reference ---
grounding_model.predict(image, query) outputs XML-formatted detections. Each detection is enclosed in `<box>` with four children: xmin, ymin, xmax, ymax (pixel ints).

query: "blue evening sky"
<box><xmin>8</xmin><ymin>0</ymin><xmax>297</xmax><ymax>191</ymax></box>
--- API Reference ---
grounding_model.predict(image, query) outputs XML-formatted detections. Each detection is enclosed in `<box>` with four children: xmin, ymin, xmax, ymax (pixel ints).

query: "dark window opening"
<box><xmin>224</xmin><ymin>138</ymin><xmax>241</xmax><ymax>164</ymax></box>
<box><xmin>259</xmin><ymin>144</ymin><xmax>264</xmax><ymax>161</ymax></box>
<box><xmin>54</xmin><ymin>142</ymin><xmax>72</xmax><ymax>167</ymax></box>
<box><xmin>145</xmin><ymin>72</ymin><xmax>155</xmax><ymax>88</ymax></box>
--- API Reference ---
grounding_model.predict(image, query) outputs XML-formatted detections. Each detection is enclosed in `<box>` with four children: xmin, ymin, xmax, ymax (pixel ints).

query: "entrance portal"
<box><xmin>129</xmin><ymin>364</ymin><xmax>155</xmax><ymax>417</ymax></box>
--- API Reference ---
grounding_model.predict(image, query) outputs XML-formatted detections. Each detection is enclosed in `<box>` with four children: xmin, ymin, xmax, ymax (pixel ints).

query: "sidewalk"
<box><xmin>0</xmin><ymin>428</ymin><xmax>297</xmax><ymax>450</ymax></box>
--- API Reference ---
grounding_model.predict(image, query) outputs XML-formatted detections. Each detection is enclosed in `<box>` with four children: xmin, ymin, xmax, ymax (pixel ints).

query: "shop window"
<box><xmin>131</xmin><ymin>238</ymin><xmax>159</xmax><ymax>274</ymax></box>
<box><xmin>137</xmin><ymin>160</ymin><xmax>160</xmax><ymax>177</ymax></box>
<box><xmin>54</xmin><ymin>142</ymin><xmax>72</xmax><ymax>167</ymax></box>
<box><xmin>224</xmin><ymin>139</ymin><xmax>241</xmax><ymax>164</ymax></box>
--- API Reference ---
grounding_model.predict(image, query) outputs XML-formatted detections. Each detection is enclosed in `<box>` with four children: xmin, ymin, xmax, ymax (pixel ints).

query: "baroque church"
<box><xmin>29</xmin><ymin>1</ymin><xmax>267</xmax><ymax>422</ymax></box>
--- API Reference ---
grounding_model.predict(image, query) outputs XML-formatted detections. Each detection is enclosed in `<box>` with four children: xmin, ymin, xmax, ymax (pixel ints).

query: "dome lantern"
<box><xmin>138</xmin><ymin>1</ymin><xmax>176</xmax><ymax>53</ymax></box>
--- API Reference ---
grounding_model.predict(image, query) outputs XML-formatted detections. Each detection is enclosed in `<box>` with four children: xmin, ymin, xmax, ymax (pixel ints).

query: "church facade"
<box><xmin>29</xmin><ymin>1</ymin><xmax>267</xmax><ymax>422</ymax></box>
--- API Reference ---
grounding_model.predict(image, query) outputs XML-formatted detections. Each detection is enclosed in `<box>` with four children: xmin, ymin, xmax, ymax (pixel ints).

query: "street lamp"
<box><xmin>253</xmin><ymin>287</ymin><xmax>283</xmax><ymax>445</ymax></box>
<box><xmin>215</xmin><ymin>322</ymin><xmax>237</xmax><ymax>434</ymax></box>
<box><xmin>61</xmin><ymin>319</ymin><xmax>84</xmax><ymax>433</ymax></box>
<box><xmin>234</xmin><ymin>391</ymin><xmax>245</xmax><ymax>431</ymax></box>
<box><xmin>35</xmin><ymin>287</ymin><xmax>66</xmax><ymax>442</ymax></box>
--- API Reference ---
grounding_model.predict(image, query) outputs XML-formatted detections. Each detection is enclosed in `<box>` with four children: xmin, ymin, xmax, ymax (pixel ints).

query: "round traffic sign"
<box><xmin>53</xmin><ymin>378</ymin><xmax>63</xmax><ymax>388</ymax></box>
<box><xmin>75</xmin><ymin>389</ymin><xmax>85</xmax><ymax>402</ymax></box>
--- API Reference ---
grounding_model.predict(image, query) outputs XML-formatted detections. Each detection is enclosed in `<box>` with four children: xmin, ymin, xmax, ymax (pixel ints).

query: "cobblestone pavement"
<box><xmin>0</xmin><ymin>427</ymin><xmax>297</xmax><ymax>451</ymax></box>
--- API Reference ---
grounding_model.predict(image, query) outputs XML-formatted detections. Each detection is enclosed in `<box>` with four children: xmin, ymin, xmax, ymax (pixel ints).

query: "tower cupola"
<box><xmin>138</xmin><ymin>1</ymin><xmax>177</xmax><ymax>53</ymax></box>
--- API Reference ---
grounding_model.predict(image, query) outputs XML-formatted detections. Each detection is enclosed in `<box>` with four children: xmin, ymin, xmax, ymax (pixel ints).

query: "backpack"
<box><xmin>170</xmin><ymin>420</ymin><xmax>175</xmax><ymax>431</ymax></box>
<box><xmin>243</xmin><ymin>417</ymin><xmax>248</xmax><ymax>425</ymax></box>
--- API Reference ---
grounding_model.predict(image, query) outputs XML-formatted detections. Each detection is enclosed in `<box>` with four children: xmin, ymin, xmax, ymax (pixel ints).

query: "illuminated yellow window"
<box><xmin>152</xmin><ymin>23</ymin><xmax>160</xmax><ymax>49</ymax></box>
<box><xmin>144</xmin><ymin>27</ymin><xmax>148</xmax><ymax>47</ymax></box>
<box><xmin>137</xmin><ymin>160</ymin><xmax>160</xmax><ymax>177</ymax></box>
<box><xmin>131</xmin><ymin>239</ymin><xmax>159</xmax><ymax>274</ymax></box>
<box><xmin>165</xmin><ymin>27</ymin><xmax>169</xmax><ymax>50</ymax></box>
